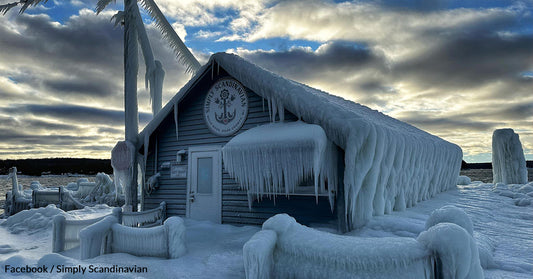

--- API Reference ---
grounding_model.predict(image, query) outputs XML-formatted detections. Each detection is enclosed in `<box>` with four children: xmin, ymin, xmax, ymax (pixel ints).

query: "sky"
<box><xmin>0</xmin><ymin>0</ymin><xmax>531</xmax><ymax>163</ymax></box>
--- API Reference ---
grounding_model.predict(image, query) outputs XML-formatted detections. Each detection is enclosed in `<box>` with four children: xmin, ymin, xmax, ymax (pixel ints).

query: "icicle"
<box><xmin>174</xmin><ymin>103</ymin><xmax>179</xmax><ymax>142</ymax></box>
<box><xmin>262</xmin><ymin>97</ymin><xmax>265</xmax><ymax>112</ymax></box>
<box><xmin>211</xmin><ymin>62</ymin><xmax>214</xmax><ymax>80</ymax></box>
<box><xmin>217</xmin><ymin>63</ymin><xmax>220</xmax><ymax>75</ymax></box>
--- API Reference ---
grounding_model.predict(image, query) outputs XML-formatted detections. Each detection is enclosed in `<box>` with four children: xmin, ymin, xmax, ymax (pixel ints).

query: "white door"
<box><xmin>187</xmin><ymin>147</ymin><xmax>222</xmax><ymax>223</ymax></box>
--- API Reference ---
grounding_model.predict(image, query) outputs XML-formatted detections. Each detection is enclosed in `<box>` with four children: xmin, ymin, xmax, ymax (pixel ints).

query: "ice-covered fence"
<box><xmin>244</xmin><ymin>210</ymin><xmax>484</xmax><ymax>279</ymax></box>
<box><xmin>119</xmin><ymin>201</ymin><xmax>166</xmax><ymax>227</ymax></box>
<box><xmin>32</xmin><ymin>187</ymin><xmax>85</xmax><ymax>211</ymax></box>
<box><xmin>52</xmin><ymin>207</ymin><xmax>121</xmax><ymax>253</ymax></box>
<box><xmin>244</xmin><ymin>214</ymin><xmax>434</xmax><ymax>279</ymax></box>
<box><xmin>79</xmin><ymin>215</ymin><xmax>185</xmax><ymax>260</ymax></box>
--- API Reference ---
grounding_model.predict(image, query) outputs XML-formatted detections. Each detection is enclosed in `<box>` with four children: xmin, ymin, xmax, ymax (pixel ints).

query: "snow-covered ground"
<box><xmin>1</xmin><ymin>181</ymin><xmax>532</xmax><ymax>278</ymax></box>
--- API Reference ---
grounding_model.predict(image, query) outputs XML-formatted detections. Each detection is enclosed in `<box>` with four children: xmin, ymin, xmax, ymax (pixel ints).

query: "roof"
<box><xmin>139</xmin><ymin>52</ymin><xmax>444</xmax><ymax>149</ymax></box>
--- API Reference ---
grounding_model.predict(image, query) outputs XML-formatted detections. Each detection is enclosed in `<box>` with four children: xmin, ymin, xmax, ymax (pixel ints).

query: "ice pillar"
<box><xmin>492</xmin><ymin>128</ymin><xmax>527</xmax><ymax>184</ymax></box>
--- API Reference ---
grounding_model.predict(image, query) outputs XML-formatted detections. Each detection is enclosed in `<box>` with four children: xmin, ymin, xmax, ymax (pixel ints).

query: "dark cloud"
<box><xmin>240</xmin><ymin>42</ymin><xmax>386</xmax><ymax>81</ymax></box>
<box><xmin>1</xmin><ymin>104</ymin><xmax>152</xmax><ymax>126</ymax></box>
<box><xmin>43</xmin><ymin>77</ymin><xmax>119</xmax><ymax>97</ymax></box>
<box><xmin>0</xmin><ymin>127</ymin><xmax>98</xmax><ymax>145</ymax></box>
<box><xmin>394</xmin><ymin>34</ymin><xmax>533</xmax><ymax>91</ymax></box>
<box><xmin>397</xmin><ymin>113</ymin><xmax>500</xmax><ymax>132</ymax></box>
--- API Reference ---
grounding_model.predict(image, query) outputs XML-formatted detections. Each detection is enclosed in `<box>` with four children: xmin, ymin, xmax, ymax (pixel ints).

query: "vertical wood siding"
<box><xmin>143</xmin><ymin>69</ymin><xmax>337</xmax><ymax>226</ymax></box>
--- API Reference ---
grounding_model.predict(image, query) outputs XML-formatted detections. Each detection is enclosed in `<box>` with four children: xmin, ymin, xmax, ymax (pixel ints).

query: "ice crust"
<box><xmin>1</xmin><ymin>204</ymin><xmax>66</xmax><ymax>234</ymax></box>
<box><xmin>223</xmin><ymin>121</ymin><xmax>338</xmax><ymax>208</ymax></box>
<box><xmin>492</xmin><ymin>129</ymin><xmax>528</xmax><ymax>184</ymax></box>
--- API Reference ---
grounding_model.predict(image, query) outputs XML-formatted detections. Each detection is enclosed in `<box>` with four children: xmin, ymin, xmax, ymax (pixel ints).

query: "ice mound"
<box><xmin>492</xmin><ymin>182</ymin><xmax>533</xmax><ymax>207</ymax></box>
<box><xmin>457</xmin><ymin>175</ymin><xmax>471</xmax><ymax>185</ymax></box>
<box><xmin>1</xmin><ymin>204</ymin><xmax>66</xmax><ymax>234</ymax></box>
<box><xmin>418</xmin><ymin>223</ymin><xmax>483</xmax><ymax>279</ymax></box>
<box><xmin>425</xmin><ymin>205</ymin><xmax>473</xmax><ymax>235</ymax></box>
<box><xmin>492</xmin><ymin>129</ymin><xmax>528</xmax><ymax>184</ymax></box>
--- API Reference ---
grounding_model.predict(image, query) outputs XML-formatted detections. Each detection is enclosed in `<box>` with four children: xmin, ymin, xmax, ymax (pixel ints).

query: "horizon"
<box><xmin>0</xmin><ymin>0</ymin><xmax>531</xmax><ymax>163</ymax></box>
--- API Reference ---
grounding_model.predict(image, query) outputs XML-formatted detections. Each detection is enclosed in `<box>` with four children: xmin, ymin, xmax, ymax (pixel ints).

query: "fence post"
<box><xmin>52</xmin><ymin>215</ymin><xmax>66</xmax><ymax>253</ymax></box>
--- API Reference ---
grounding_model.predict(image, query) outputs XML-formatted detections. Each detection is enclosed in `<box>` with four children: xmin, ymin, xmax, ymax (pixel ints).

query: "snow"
<box><xmin>1</xmin><ymin>205</ymin><xmax>66</xmax><ymax>234</ymax></box>
<box><xmin>222</xmin><ymin>121</ymin><xmax>338</xmax><ymax>208</ymax></box>
<box><xmin>457</xmin><ymin>175</ymin><xmax>471</xmax><ymax>185</ymax></box>
<box><xmin>1</xmin><ymin>181</ymin><xmax>532</xmax><ymax>278</ymax></box>
<box><xmin>418</xmin><ymin>222</ymin><xmax>483</xmax><ymax>279</ymax></box>
<box><xmin>492</xmin><ymin>182</ymin><xmax>533</xmax><ymax>207</ymax></box>
<box><xmin>492</xmin><ymin>129</ymin><xmax>528</xmax><ymax>184</ymax></box>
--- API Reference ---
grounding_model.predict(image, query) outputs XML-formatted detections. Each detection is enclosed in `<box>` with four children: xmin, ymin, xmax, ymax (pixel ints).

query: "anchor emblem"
<box><xmin>214</xmin><ymin>89</ymin><xmax>236</xmax><ymax>124</ymax></box>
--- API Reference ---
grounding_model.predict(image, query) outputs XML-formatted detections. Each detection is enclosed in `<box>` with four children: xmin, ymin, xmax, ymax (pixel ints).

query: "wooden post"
<box><xmin>52</xmin><ymin>215</ymin><xmax>66</xmax><ymax>253</ymax></box>
<box><xmin>336</xmin><ymin>147</ymin><xmax>349</xmax><ymax>233</ymax></box>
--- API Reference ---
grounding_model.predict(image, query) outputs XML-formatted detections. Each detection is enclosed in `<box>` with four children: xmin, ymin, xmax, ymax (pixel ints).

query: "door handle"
<box><xmin>189</xmin><ymin>192</ymin><xmax>195</xmax><ymax>203</ymax></box>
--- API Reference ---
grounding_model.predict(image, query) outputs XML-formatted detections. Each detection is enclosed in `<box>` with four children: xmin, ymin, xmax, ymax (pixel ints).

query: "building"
<box><xmin>138</xmin><ymin>53</ymin><xmax>462</xmax><ymax>231</ymax></box>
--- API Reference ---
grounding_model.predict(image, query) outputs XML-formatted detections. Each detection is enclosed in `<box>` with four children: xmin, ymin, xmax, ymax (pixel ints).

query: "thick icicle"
<box><xmin>222</xmin><ymin>121</ymin><xmax>337</xmax><ymax>208</ymax></box>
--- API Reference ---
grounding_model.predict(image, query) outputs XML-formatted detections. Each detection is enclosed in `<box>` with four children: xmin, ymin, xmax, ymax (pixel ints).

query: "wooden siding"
<box><xmin>143</xmin><ymin>69</ymin><xmax>337</xmax><ymax>226</ymax></box>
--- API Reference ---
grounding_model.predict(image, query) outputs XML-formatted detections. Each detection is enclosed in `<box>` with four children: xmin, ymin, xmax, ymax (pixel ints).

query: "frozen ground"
<box><xmin>0</xmin><ymin>181</ymin><xmax>532</xmax><ymax>278</ymax></box>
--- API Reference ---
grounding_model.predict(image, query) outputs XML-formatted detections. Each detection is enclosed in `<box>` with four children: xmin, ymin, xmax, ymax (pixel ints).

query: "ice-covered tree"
<box><xmin>2</xmin><ymin>0</ymin><xmax>201</xmax><ymax>211</ymax></box>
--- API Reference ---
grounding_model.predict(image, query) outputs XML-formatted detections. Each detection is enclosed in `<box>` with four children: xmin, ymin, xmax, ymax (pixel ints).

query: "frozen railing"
<box><xmin>52</xmin><ymin>207</ymin><xmax>121</xmax><ymax>253</ymax></box>
<box><xmin>79</xmin><ymin>215</ymin><xmax>186</xmax><ymax>260</ymax></box>
<box><xmin>33</xmin><ymin>187</ymin><xmax>86</xmax><ymax>211</ymax></box>
<box><xmin>118</xmin><ymin>201</ymin><xmax>166</xmax><ymax>227</ymax></box>
<box><xmin>244</xmin><ymin>210</ymin><xmax>483</xmax><ymax>279</ymax></box>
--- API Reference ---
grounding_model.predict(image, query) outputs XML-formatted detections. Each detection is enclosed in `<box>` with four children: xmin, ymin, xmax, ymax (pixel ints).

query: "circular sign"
<box><xmin>204</xmin><ymin>78</ymin><xmax>248</xmax><ymax>136</ymax></box>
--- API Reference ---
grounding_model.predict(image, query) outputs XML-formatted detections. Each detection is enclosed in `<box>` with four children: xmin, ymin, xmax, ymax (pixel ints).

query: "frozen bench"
<box><xmin>79</xmin><ymin>215</ymin><xmax>186</xmax><ymax>260</ymax></box>
<box><xmin>52</xmin><ymin>202</ymin><xmax>166</xmax><ymax>253</ymax></box>
<box><xmin>52</xmin><ymin>207</ymin><xmax>122</xmax><ymax>253</ymax></box>
<box><xmin>244</xmin><ymin>210</ymin><xmax>483</xmax><ymax>279</ymax></box>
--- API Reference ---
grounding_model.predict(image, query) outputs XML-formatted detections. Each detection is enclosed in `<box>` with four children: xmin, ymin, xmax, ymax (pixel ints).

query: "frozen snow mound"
<box><xmin>457</xmin><ymin>175</ymin><xmax>471</xmax><ymax>185</ymax></box>
<box><xmin>423</xmin><ymin>206</ymin><xmax>491</xmax><ymax>272</ymax></box>
<box><xmin>425</xmin><ymin>205</ymin><xmax>473</xmax><ymax>235</ymax></box>
<box><xmin>492</xmin><ymin>128</ymin><xmax>528</xmax><ymax>184</ymax></box>
<box><xmin>418</xmin><ymin>223</ymin><xmax>483</xmax><ymax>279</ymax></box>
<box><xmin>245</xmin><ymin>214</ymin><xmax>434</xmax><ymax>279</ymax></box>
<box><xmin>1</xmin><ymin>204</ymin><xmax>66</xmax><ymax>234</ymax></box>
<box><xmin>492</xmin><ymin>182</ymin><xmax>533</xmax><ymax>207</ymax></box>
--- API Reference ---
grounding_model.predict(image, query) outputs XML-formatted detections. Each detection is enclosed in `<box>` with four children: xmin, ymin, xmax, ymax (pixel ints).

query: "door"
<box><xmin>187</xmin><ymin>147</ymin><xmax>222</xmax><ymax>223</ymax></box>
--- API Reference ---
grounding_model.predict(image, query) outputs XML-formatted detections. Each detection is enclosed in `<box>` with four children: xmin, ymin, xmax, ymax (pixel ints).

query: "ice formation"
<box><xmin>111</xmin><ymin>141</ymin><xmax>136</xmax><ymax>208</ymax></box>
<box><xmin>492</xmin><ymin>129</ymin><xmax>528</xmax><ymax>184</ymax></box>
<box><xmin>457</xmin><ymin>175</ymin><xmax>471</xmax><ymax>185</ymax></box>
<box><xmin>243</xmin><ymin>230</ymin><xmax>277</xmax><ymax>279</ymax></box>
<box><xmin>418</xmin><ymin>223</ymin><xmax>483</xmax><ymax>279</ymax></box>
<box><xmin>246</xmin><ymin>214</ymin><xmax>433</xmax><ymax>279</ymax></box>
<box><xmin>492</xmin><ymin>182</ymin><xmax>533</xmax><ymax>207</ymax></box>
<box><xmin>222</xmin><ymin>121</ymin><xmax>338</xmax><ymax>208</ymax></box>
<box><xmin>120</xmin><ymin>201</ymin><xmax>166</xmax><ymax>227</ymax></box>
<box><xmin>81</xmin><ymin>173</ymin><xmax>117</xmax><ymax>205</ymax></box>
<box><xmin>424</xmin><ymin>205</ymin><xmax>473</xmax><ymax>235</ymax></box>
<box><xmin>212</xmin><ymin>53</ymin><xmax>462</xmax><ymax>228</ymax></box>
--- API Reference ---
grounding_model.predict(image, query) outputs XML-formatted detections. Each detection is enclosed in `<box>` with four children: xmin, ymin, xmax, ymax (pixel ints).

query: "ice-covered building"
<box><xmin>138</xmin><ymin>53</ymin><xmax>462</xmax><ymax>231</ymax></box>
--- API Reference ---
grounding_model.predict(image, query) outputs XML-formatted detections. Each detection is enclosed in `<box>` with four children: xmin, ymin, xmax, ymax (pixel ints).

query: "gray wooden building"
<box><xmin>138</xmin><ymin>53</ymin><xmax>462</xmax><ymax>230</ymax></box>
